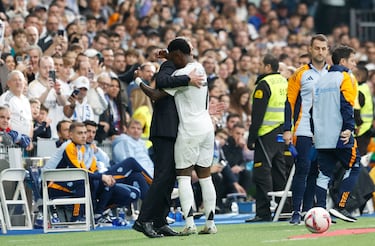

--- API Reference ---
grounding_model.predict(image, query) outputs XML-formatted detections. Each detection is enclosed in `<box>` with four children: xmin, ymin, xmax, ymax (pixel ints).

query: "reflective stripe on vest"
<box><xmin>357</xmin><ymin>83</ymin><xmax>373</xmax><ymax>136</ymax></box>
<box><xmin>258</xmin><ymin>74</ymin><xmax>288</xmax><ymax>136</ymax></box>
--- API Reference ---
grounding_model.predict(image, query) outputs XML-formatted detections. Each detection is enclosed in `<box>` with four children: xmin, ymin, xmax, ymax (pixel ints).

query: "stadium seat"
<box><xmin>42</xmin><ymin>168</ymin><xmax>94</xmax><ymax>233</ymax></box>
<box><xmin>267</xmin><ymin>164</ymin><xmax>295</xmax><ymax>222</ymax></box>
<box><xmin>0</xmin><ymin>168</ymin><xmax>33</xmax><ymax>230</ymax></box>
<box><xmin>0</xmin><ymin>194</ymin><xmax>6</xmax><ymax>234</ymax></box>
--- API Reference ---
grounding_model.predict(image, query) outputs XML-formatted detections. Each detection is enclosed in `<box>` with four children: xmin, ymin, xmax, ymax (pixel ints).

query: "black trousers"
<box><xmin>356</xmin><ymin>133</ymin><xmax>372</xmax><ymax>156</ymax></box>
<box><xmin>253</xmin><ymin>127</ymin><xmax>287</xmax><ymax>218</ymax></box>
<box><xmin>137</xmin><ymin>137</ymin><xmax>176</xmax><ymax>228</ymax></box>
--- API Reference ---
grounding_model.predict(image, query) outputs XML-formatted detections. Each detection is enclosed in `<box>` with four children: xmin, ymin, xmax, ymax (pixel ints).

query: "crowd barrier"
<box><xmin>350</xmin><ymin>8</ymin><xmax>375</xmax><ymax>42</ymax></box>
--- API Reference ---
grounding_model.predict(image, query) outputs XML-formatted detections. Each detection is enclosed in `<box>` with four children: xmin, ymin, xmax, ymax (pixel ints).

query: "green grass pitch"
<box><xmin>1</xmin><ymin>216</ymin><xmax>375</xmax><ymax>246</ymax></box>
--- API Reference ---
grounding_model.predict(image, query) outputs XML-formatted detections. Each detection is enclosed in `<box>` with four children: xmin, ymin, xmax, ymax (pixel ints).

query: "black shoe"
<box><xmin>155</xmin><ymin>225</ymin><xmax>179</xmax><ymax>236</ymax></box>
<box><xmin>329</xmin><ymin>208</ymin><xmax>357</xmax><ymax>223</ymax></box>
<box><xmin>132</xmin><ymin>220</ymin><xmax>163</xmax><ymax>238</ymax></box>
<box><xmin>245</xmin><ymin>215</ymin><xmax>271</xmax><ymax>223</ymax></box>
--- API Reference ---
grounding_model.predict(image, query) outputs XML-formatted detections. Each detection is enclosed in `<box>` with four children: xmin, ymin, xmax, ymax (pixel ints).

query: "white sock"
<box><xmin>199</xmin><ymin>176</ymin><xmax>216</xmax><ymax>228</ymax></box>
<box><xmin>177</xmin><ymin>175</ymin><xmax>195</xmax><ymax>228</ymax></box>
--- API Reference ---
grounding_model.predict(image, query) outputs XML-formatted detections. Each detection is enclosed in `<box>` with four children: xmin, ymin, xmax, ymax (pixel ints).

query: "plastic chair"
<box><xmin>42</xmin><ymin>169</ymin><xmax>94</xmax><ymax>233</ymax></box>
<box><xmin>268</xmin><ymin>164</ymin><xmax>295</xmax><ymax>222</ymax></box>
<box><xmin>0</xmin><ymin>197</ymin><xmax>6</xmax><ymax>234</ymax></box>
<box><xmin>0</xmin><ymin>168</ymin><xmax>33</xmax><ymax>230</ymax></box>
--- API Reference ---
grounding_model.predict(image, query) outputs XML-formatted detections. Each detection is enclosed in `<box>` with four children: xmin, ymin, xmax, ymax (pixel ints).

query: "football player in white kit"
<box><xmin>137</xmin><ymin>38</ymin><xmax>217</xmax><ymax>235</ymax></box>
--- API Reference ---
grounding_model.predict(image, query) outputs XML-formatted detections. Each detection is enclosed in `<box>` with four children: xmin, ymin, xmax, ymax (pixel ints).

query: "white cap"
<box><xmin>84</xmin><ymin>48</ymin><xmax>99</xmax><ymax>58</ymax></box>
<box><xmin>73</xmin><ymin>76</ymin><xmax>90</xmax><ymax>90</ymax></box>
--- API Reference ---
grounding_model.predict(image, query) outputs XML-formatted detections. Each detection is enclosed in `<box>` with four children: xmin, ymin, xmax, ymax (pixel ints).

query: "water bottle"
<box><xmin>51</xmin><ymin>212</ymin><xmax>60</xmax><ymax>224</ymax></box>
<box><xmin>112</xmin><ymin>217</ymin><xmax>120</xmax><ymax>226</ymax></box>
<box><xmin>231</xmin><ymin>202</ymin><xmax>239</xmax><ymax>214</ymax></box>
<box><xmin>175</xmin><ymin>207</ymin><xmax>183</xmax><ymax>222</ymax></box>
<box><xmin>118</xmin><ymin>208</ymin><xmax>125</xmax><ymax>220</ymax></box>
<box><xmin>277</xmin><ymin>134</ymin><xmax>284</xmax><ymax>143</ymax></box>
<box><xmin>288</xmin><ymin>143</ymin><xmax>298</xmax><ymax>158</ymax></box>
<box><xmin>34</xmin><ymin>211</ymin><xmax>44</xmax><ymax>229</ymax></box>
<box><xmin>168</xmin><ymin>207</ymin><xmax>175</xmax><ymax>220</ymax></box>
<box><xmin>117</xmin><ymin>208</ymin><xmax>127</xmax><ymax>226</ymax></box>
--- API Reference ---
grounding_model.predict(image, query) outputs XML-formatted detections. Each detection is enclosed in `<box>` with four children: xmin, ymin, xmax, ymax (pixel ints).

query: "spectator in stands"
<box><xmin>296</xmin><ymin>53</ymin><xmax>311</xmax><ymax>68</ymax></box>
<box><xmin>112</xmin><ymin>119</ymin><xmax>154</xmax><ymax>174</ymax></box>
<box><xmin>86</xmin><ymin>71</ymin><xmax>108</xmax><ymax>123</ymax></box>
<box><xmin>0</xmin><ymin>70</ymin><xmax>33</xmax><ymax>138</ymax></box>
<box><xmin>222</xmin><ymin>123</ymin><xmax>253</xmax><ymax>194</ymax></box>
<box><xmin>37</xmin><ymin>15</ymin><xmax>60</xmax><ymax>52</ymax></box>
<box><xmin>28</xmin><ymin>56</ymin><xmax>67</xmax><ymax>138</ymax></box>
<box><xmin>24</xmin><ymin>13</ymin><xmax>41</xmax><ymax>34</ymax></box>
<box><xmin>24</xmin><ymin>45</ymin><xmax>43</xmax><ymax>83</ymax></box>
<box><xmin>228</xmin><ymin>87</ymin><xmax>252</xmax><ymax>128</ymax></box>
<box><xmin>108</xmin><ymin>32</ymin><xmax>122</xmax><ymax>53</ymax></box>
<box><xmin>117</xmin><ymin>49</ymin><xmax>141</xmax><ymax>86</ymax></box>
<box><xmin>85</xmin><ymin>15</ymin><xmax>98</xmax><ymax>44</ymax></box>
<box><xmin>209</xmin><ymin>96</ymin><xmax>224</xmax><ymax>130</ymax></box>
<box><xmin>112</xmin><ymin>51</ymin><xmax>129</xmax><ymax>107</ymax></box>
<box><xmin>113</xmin><ymin>51</ymin><xmax>127</xmax><ymax>74</ymax></box>
<box><xmin>84</xmin><ymin>48</ymin><xmax>102</xmax><ymax>76</ymax></box>
<box><xmin>235</xmin><ymin>53</ymin><xmax>254</xmax><ymax>86</ymax></box>
<box><xmin>91</xmin><ymin>32</ymin><xmax>109</xmax><ymax>52</ymax></box>
<box><xmin>101</xmin><ymin>48</ymin><xmax>115</xmax><ymax>75</ymax></box>
<box><xmin>55</xmin><ymin>119</ymin><xmax>72</xmax><ymax>148</ymax></box>
<box><xmin>1</xmin><ymin>53</ymin><xmax>15</xmax><ymax>70</ymax></box>
<box><xmin>225</xmin><ymin>113</ymin><xmax>241</xmax><ymax>135</ymax></box>
<box><xmin>0</xmin><ymin>53</ymin><xmax>14</xmax><ymax>92</ymax></box>
<box><xmin>31</xmin><ymin>100</ymin><xmax>51</xmax><ymax>142</ymax></box>
<box><xmin>96</xmin><ymin>77</ymin><xmax>127</xmax><ymax>143</ymax></box>
<box><xmin>9</xmin><ymin>14</ymin><xmax>25</xmax><ymax>30</ymax></box>
<box><xmin>127</xmin><ymin>62</ymin><xmax>156</xmax><ymax>114</ymax></box>
<box><xmin>0</xmin><ymin>106</ymin><xmax>32</xmax><ymax>149</ymax></box>
<box><xmin>71</xmin><ymin>57</ymin><xmax>91</xmax><ymax>82</ymax></box>
<box><xmin>218</xmin><ymin>94</ymin><xmax>230</xmax><ymax>126</ymax></box>
<box><xmin>201</xmin><ymin>55</ymin><xmax>218</xmax><ymax>79</ymax></box>
<box><xmin>11</xmin><ymin>28</ymin><xmax>28</xmax><ymax>56</ymax></box>
<box><xmin>63</xmin><ymin>76</ymin><xmax>94</xmax><ymax>122</ymax></box>
<box><xmin>130</xmin><ymin>87</ymin><xmax>153</xmax><ymax>148</ymax></box>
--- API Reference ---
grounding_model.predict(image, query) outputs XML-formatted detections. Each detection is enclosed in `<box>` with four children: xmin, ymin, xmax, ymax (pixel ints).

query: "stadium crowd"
<box><xmin>0</xmin><ymin>0</ymin><xmax>375</xmax><ymax>234</ymax></box>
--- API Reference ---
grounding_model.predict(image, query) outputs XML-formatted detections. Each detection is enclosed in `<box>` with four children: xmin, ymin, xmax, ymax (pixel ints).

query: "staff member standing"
<box><xmin>245</xmin><ymin>54</ymin><xmax>288</xmax><ymax>222</ymax></box>
<box><xmin>354</xmin><ymin>65</ymin><xmax>374</xmax><ymax>155</ymax></box>
<box><xmin>283</xmin><ymin>34</ymin><xmax>329</xmax><ymax>224</ymax></box>
<box><xmin>313</xmin><ymin>45</ymin><xmax>361</xmax><ymax>222</ymax></box>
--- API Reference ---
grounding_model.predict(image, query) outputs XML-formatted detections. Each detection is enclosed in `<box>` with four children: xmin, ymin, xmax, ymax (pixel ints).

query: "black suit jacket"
<box><xmin>150</xmin><ymin>61</ymin><xmax>190</xmax><ymax>139</ymax></box>
<box><xmin>37</xmin><ymin>34</ymin><xmax>54</xmax><ymax>52</ymax></box>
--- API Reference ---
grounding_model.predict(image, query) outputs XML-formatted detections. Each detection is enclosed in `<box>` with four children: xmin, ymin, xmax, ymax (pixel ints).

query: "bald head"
<box><xmin>26</xmin><ymin>26</ymin><xmax>39</xmax><ymax>46</ymax></box>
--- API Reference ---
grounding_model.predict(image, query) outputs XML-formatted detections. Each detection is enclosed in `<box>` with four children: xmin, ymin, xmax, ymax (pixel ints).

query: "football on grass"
<box><xmin>304</xmin><ymin>207</ymin><xmax>331</xmax><ymax>233</ymax></box>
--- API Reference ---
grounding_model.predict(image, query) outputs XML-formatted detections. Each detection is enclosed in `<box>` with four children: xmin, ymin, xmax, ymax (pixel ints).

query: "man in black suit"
<box><xmin>132</xmin><ymin>48</ymin><xmax>204</xmax><ymax>238</ymax></box>
<box><xmin>37</xmin><ymin>15</ymin><xmax>60</xmax><ymax>52</ymax></box>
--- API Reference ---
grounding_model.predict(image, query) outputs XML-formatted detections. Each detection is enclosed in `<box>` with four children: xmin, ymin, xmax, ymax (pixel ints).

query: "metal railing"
<box><xmin>350</xmin><ymin>8</ymin><xmax>375</xmax><ymax>42</ymax></box>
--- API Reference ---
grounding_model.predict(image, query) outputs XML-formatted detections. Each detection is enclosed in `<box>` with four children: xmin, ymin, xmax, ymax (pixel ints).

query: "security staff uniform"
<box><xmin>355</xmin><ymin>81</ymin><xmax>374</xmax><ymax>155</ymax></box>
<box><xmin>247</xmin><ymin>72</ymin><xmax>288</xmax><ymax>221</ymax></box>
